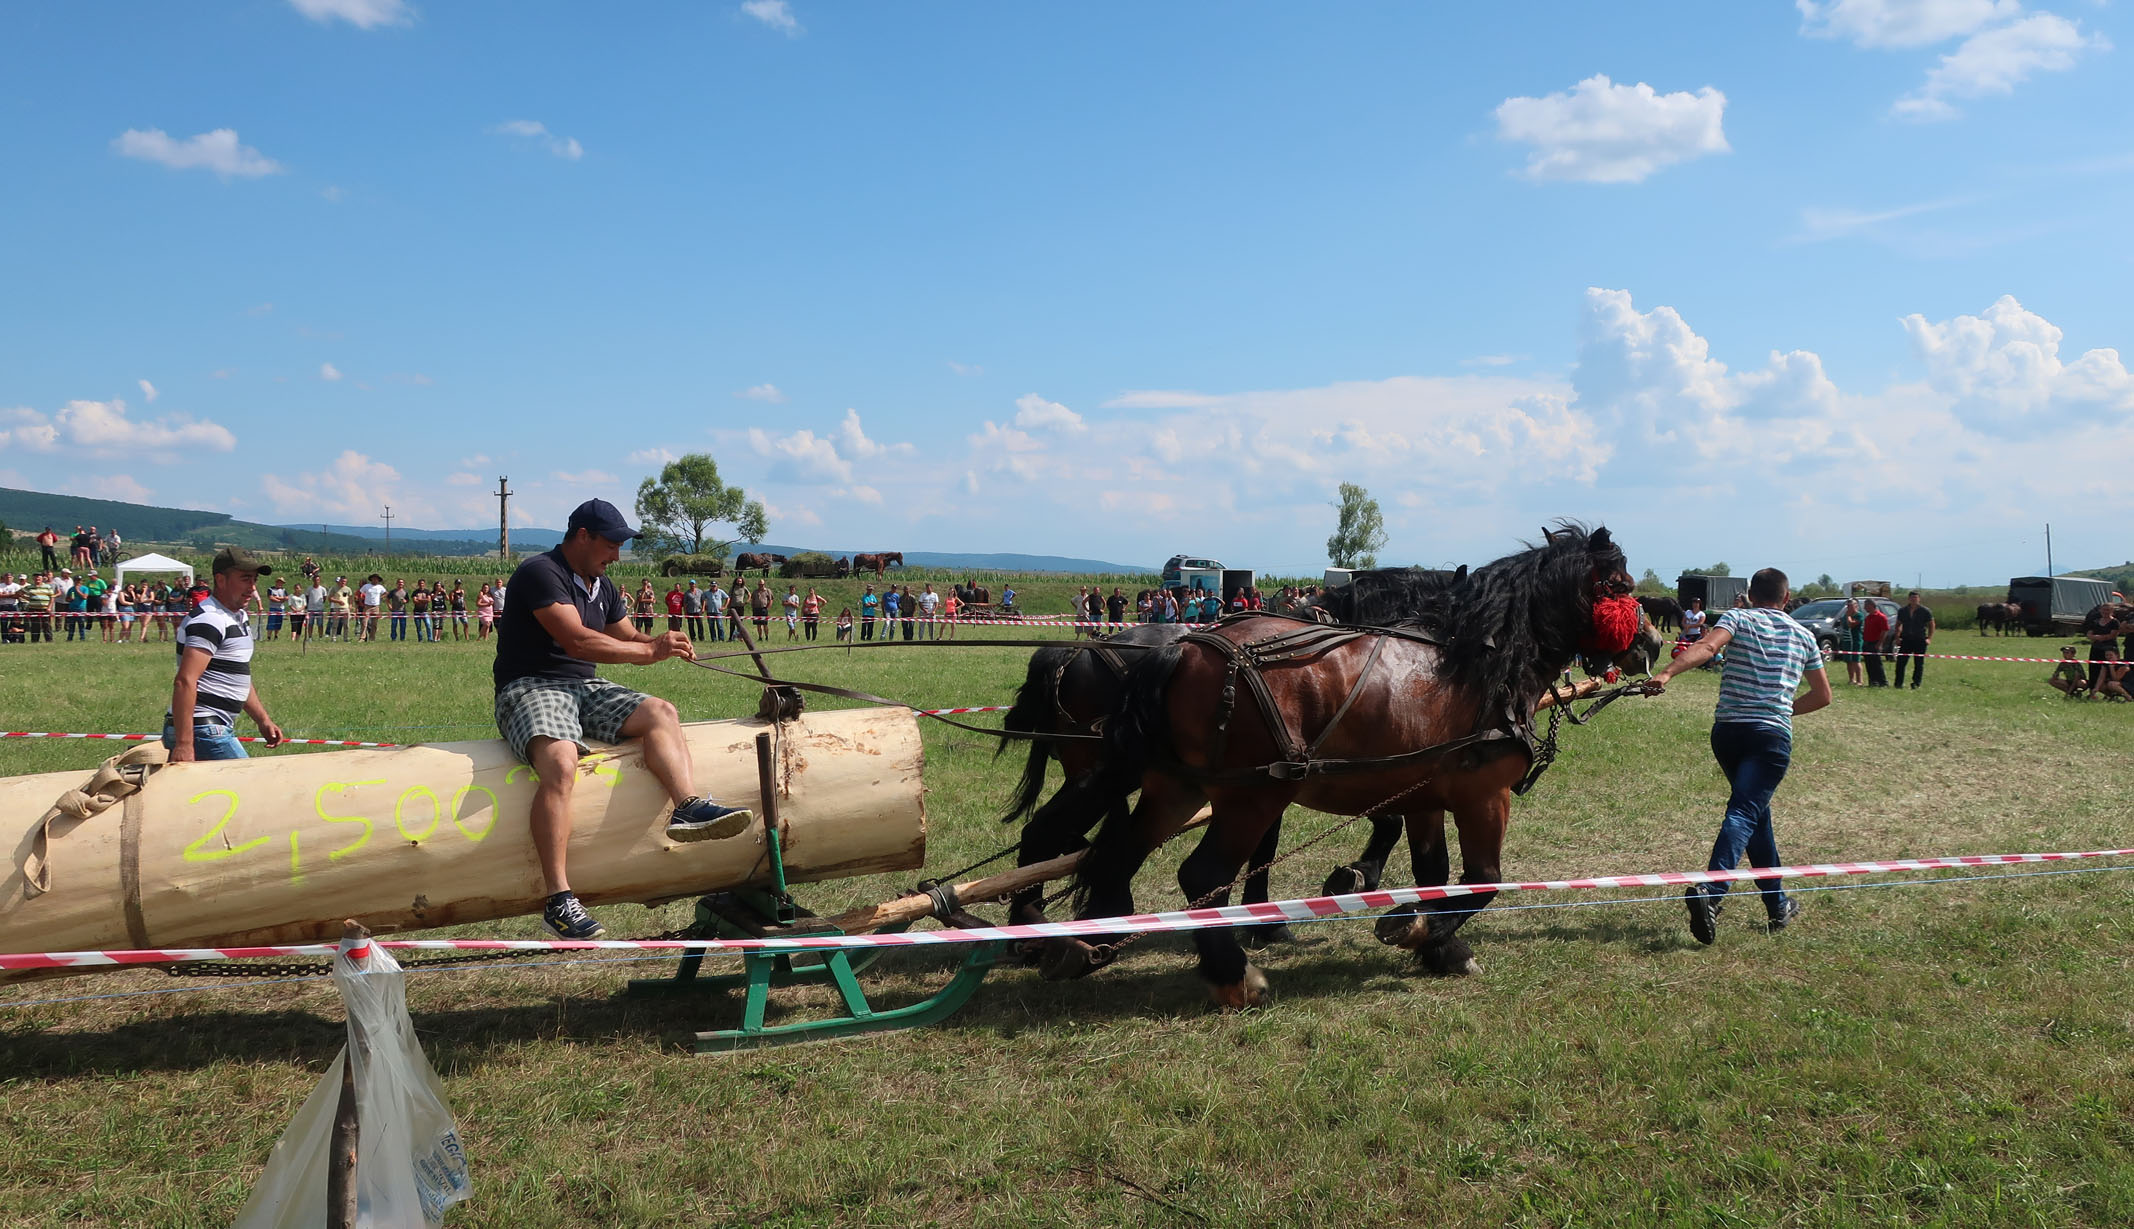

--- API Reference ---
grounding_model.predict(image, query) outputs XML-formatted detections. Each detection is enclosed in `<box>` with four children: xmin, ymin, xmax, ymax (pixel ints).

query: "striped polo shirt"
<box><xmin>169</xmin><ymin>595</ymin><xmax>254</xmax><ymax>723</ymax></box>
<box><xmin>1711</xmin><ymin>606</ymin><xmax>1823</xmax><ymax>732</ymax></box>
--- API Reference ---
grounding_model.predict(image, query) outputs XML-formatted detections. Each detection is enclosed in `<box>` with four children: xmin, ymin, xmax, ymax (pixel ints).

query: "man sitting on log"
<box><xmin>494</xmin><ymin>498</ymin><xmax>753</xmax><ymax>940</ymax></box>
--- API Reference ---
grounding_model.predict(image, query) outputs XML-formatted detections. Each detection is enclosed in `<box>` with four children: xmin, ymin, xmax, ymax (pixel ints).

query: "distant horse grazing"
<box><xmin>1638</xmin><ymin>594</ymin><xmax>1682</xmax><ymax>634</ymax></box>
<box><xmin>852</xmin><ymin>551</ymin><xmax>905</xmax><ymax>578</ymax></box>
<box><xmin>1977</xmin><ymin>601</ymin><xmax>2022</xmax><ymax>635</ymax></box>
<box><xmin>733</xmin><ymin>552</ymin><xmax>786</xmax><ymax>576</ymax></box>
<box><xmin>1054</xmin><ymin>525</ymin><xmax>1638</xmax><ymax>1008</ymax></box>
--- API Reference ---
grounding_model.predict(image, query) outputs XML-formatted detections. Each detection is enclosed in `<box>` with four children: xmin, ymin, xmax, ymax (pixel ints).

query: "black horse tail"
<box><xmin>1072</xmin><ymin>641</ymin><xmax>1186</xmax><ymax>910</ymax></box>
<box><xmin>995</xmin><ymin>650</ymin><xmax>1066</xmax><ymax>824</ymax></box>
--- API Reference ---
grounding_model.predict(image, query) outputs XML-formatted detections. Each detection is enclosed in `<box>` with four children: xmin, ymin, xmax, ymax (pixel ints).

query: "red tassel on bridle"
<box><xmin>1581</xmin><ymin>593</ymin><xmax>1642</xmax><ymax>656</ymax></box>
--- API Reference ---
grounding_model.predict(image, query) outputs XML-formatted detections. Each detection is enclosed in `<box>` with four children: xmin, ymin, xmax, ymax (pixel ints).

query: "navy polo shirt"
<box><xmin>493</xmin><ymin>547</ymin><xmax>629</xmax><ymax>688</ymax></box>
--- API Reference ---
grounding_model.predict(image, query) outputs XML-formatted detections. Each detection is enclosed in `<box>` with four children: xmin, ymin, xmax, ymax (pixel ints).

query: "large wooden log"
<box><xmin>0</xmin><ymin>709</ymin><xmax>925</xmax><ymax>967</ymax></box>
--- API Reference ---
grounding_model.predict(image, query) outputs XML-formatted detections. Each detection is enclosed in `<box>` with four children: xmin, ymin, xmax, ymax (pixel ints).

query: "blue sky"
<box><xmin>3</xmin><ymin>0</ymin><xmax>2130</xmax><ymax>583</ymax></box>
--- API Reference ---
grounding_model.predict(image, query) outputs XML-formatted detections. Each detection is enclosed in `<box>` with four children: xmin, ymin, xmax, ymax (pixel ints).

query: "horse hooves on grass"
<box><xmin>1374</xmin><ymin>910</ymin><xmax>1429</xmax><ymax>949</ymax></box>
<box><xmin>1418</xmin><ymin>936</ymin><xmax>1478</xmax><ymax>977</ymax></box>
<box><xmin>1321</xmin><ymin>865</ymin><xmax>1368</xmax><ymax>897</ymax></box>
<box><xmin>1237</xmin><ymin>922</ymin><xmax>1295</xmax><ymax>950</ymax></box>
<box><xmin>1036</xmin><ymin>938</ymin><xmax>1109</xmax><ymax>982</ymax></box>
<box><xmin>1209</xmin><ymin>964</ymin><xmax>1271</xmax><ymax>1011</ymax></box>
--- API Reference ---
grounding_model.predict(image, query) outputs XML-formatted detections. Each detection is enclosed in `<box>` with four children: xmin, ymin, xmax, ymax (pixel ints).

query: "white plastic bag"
<box><xmin>234</xmin><ymin>936</ymin><xmax>472</xmax><ymax>1227</ymax></box>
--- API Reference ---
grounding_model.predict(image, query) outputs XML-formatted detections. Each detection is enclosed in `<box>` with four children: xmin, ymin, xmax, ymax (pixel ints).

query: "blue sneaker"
<box><xmin>541</xmin><ymin>892</ymin><xmax>606</xmax><ymax>940</ymax></box>
<box><xmin>667</xmin><ymin>797</ymin><xmax>753</xmax><ymax>842</ymax></box>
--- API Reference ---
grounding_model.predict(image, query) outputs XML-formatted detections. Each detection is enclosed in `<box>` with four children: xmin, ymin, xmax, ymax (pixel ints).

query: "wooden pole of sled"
<box><xmin>327</xmin><ymin>919</ymin><xmax>367</xmax><ymax>1229</ymax></box>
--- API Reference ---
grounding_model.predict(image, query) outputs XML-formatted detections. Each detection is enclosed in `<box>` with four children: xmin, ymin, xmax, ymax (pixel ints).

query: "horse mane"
<box><xmin>1415</xmin><ymin>522</ymin><xmax>1627</xmax><ymax>726</ymax></box>
<box><xmin>1311</xmin><ymin>566</ymin><xmax>1467</xmax><ymax>627</ymax></box>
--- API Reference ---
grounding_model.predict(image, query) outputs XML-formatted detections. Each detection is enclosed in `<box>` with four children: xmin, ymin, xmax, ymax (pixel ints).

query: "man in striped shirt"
<box><xmin>165</xmin><ymin>547</ymin><xmax>287</xmax><ymax>762</ymax></box>
<box><xmin>1650</xmin><ymin>566</ymin><xmax>1832</xmax><ymax>944</ymax></box>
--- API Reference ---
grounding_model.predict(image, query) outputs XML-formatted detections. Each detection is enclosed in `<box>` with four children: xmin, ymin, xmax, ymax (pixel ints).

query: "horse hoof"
<box><xmin>1037</xmin><ymin>938</ymin><xmax>1108</xmax><ymax>982</ymax></box>
<box><xmin>1209</xmin><ymin>964</ymin><xmax>1271</xmax><ymax>1011</ymax></box>
<box><xmin>1321</xmin><ymin>865</ymin><xmax>1367</xmax><ymax>897</ymax></box>
<box><xmin>1418</xmin><ymin>936</ymin><xmax>1478</xmax><ymax>977</ymax></box>
<box><xmin>1238</xmin><ymin>922</ymin><xmax>1295</xmax><ymax>950</ymax></box>
<box><xmin>1375</xmin><ymin>911</ymin><xmax>1429</xmax><ymax>949</ymax></box>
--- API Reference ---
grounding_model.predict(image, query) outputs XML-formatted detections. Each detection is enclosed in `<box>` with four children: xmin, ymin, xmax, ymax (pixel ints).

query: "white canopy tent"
<box><xmin>115</xmin><ymin>552</ymin><xmax>195</xmax><ymax>587</ymax></box>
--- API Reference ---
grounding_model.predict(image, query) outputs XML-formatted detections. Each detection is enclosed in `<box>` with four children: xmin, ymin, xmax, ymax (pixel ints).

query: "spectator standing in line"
<box><xmin>476</xmin><ymin>582</ymin><xmax>497</xmax><ymax>639</ymax></box>
<box><xmin>114</xmin><ymin>579</ymin><xmax>137</xmax><ymax>644</ymax></box>
<box><xmin>38</xmin><ymin>527</ymin><xmax>60</xmax><ymax>573</ymax></box>
<box><xmin>163</xmin><ymin>581</ymin><xmax>189</xmax><ymax>642</ymax></box>
<box><xmin>917</xmin><ymin>583</ymin><xmax>938</xmax><ymax>640</ymax></box>
<box><xmin>859</xmin><ymin>584</ymin><xmax>878</xmax><ymax>641</ymax></box>
<box><xmin>1108</xmin><ymin>587</ymin><xmax>1128</xmax><ymax>625</ymax></box>
<box><xmin>489</xmin><ymin>498</ymin><xmax>751</xmax><ymax>940</ymax></box>
<box><xmin>52</xmin><ymin>568</ymin><xmax>77</xmax><ymax>641</ymax></box>
<box><xmin>665</xmin><ymin>581</ymin><xmax>686</xmax><ymax>635</ymax></box>
<box><xmin>1860</xmin><ymin>599</ymin><xmax>1890</xmax><ymax>687</ymax></box>
<box><xmin>21</xmin><ymin>572</ymin><xmax>53</xmax><ymax>642</ymax></box>
<box><xmin>1650</xmin><ymin>567</ymin><xmax>1831</xmax><ymax>944</ymax></box>
<box><xmin>411</xmin><ymin>580</ymin><xmax>434</xmax><ymax>643</ymax></box>
<box><xmin>898</xmin><ymin>584</ymin><xmax>918</xmax><ymax>641</ymax></box>
<box><xmin>329</xmin><ymin>576</ymin><xmax>353</xmax><ymax>640</ymax></box>
<box><xmin>164</xmin><ymin>548</ymin><xmax>287</xmax><ymax>762</ymax></box>
<box><xmin>98</xmin><ymin>576</ymin><xmax>119</xmax><ymax>643</ymax></box>
<box><xmin>451</xmin><ymin>581</ymin><xmax>470</xmax><ymax>640</ymax></box>
<box><xmin>0</xmin><ymin>572</ymin><xmax>22</xmax><ymax>644</ymax></box>
<box><xmin>302</xmin><ymin>576</ymin><xmax>326</xmax><ymax>642</ymax></box>
<box><xmin>1892</xmin><ymin>591</ymin><xmax>1935</xmax><ymax>690</ymax></box>
<box><xmin>782</xmin><ymin>584</ymin><xmax>802</xmax><ymax>640</ymax></box>
<box><xmin>705</xmin><ymin>580</ymin><xmax>728</xmax><ymax>642</ymax></box>
<box><xmin>803</xmin><ymin>586</ymin><xmax>823</xmax><ymax>641</ymax></box>
<box><xmin>634</xmin><ymin>578</ymin><xmax>658</xmax><ymax>634</ymax></box>
<box><xmin>2081</xmin><ymin>599</ymin><xmax>2125</xmax><ymax>695</ymax></box>
<box><xmin>359</xmin><ymin>574</ymin><xmax>387</xmax><ymax>641</ymax></box>
<box><xmin>942</xmin><ymin>589</ymin><xmax>960</xmax><ymax>640</ymax></box>
<box><xmin>1837</xmin><ymin>598</ymin><xmax>1865</xmax><ymax>686</ymax></box>
<box><xmin>387</xmin><ymin>579</ymin><xmax>408</xmax><ymax>641</ymax></box>
<box><xmin>682</xmin><ymin>580</ymin><xmax>705</xmax><ymax>640</ymax></box>
<box><xmin>264</xmin><ymin>576</ymin><xmax>287</xmax><ymax>641</ymax></box>
<box><xmin>881</xmin><ymin>585</ymin><xmax>900</xmax><ymax>637</ymax></box>
<box><xmin>1000</xmin><ymin>583</ymin><xmax>1016</xmax><ymax>613</ymax></box>
<box><xmin>750</xmin><ymin>579</ymin><xmax>772</xmax><ymax>637</ymax></box>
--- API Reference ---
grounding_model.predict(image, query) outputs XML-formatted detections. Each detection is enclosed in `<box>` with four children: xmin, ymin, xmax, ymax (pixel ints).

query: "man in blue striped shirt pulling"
<box><xmin>1649</xmin><ymin>566</ymin><xmax>1832</xmax><ymax>944</ymax></box>
<box><xmin>165</xmin><ymin>547</ymin><xmax>287</xmax><ymax>762</ymax></box>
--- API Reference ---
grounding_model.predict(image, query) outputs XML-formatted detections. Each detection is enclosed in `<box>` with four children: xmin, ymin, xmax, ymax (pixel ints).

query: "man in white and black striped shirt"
<box><xmin>165</xmin><ymin>547</ymin><xmax>287</xmax><ymax>762</ymax></box>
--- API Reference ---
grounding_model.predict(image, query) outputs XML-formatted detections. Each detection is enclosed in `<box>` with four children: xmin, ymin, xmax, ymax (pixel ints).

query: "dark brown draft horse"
<box><xmin>852</xmin><ymin>551</ymin><xmax>905</xmax><ymax>578</ymax></box>
<box><xmin>1056</xmin><ymin>525</ymin><xmax>1638</xmax><ymax>1008</ymax></box>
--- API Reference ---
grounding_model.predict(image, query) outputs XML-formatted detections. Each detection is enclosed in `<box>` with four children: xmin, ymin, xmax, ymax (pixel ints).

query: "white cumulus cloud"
<box><xmin>0</xmin><ymin>398</ymin><xmax>236</xmax><ymax>458</ymax></box>
<box><xmin>739</xmin><ymin>383</ymin><xmax>788</xmax><ymax>403</ymax></box>
<box><xmin>137</xmin><ymin>379</ymin><xmax>158</xmax><ymax>403</ymax></box>
<box><xmin>1903</xmin><ymin>294</ymin><xmax>2134</xmax><ymax>431</ymax></box>
<box><xmin>1797</xmin><ymin>0</ymin><xmax>2020</xmax><ymax>48</ymax></box>
<box><xmin>490</xmin><ymin>120</ymin><xmax>583</xmax><ymax>161</ymax></box>
<box><xmin>1893</xmin><ymin>14</ymin><xmax>2107</xmax><ymax>121</ymax></box>
<box><xmin>320</xmin><ymin>362</ymin><xmax>342</xmax><ymax>381</ymax></box>
<box><xmin>742</xmin><ymin>0</ymin><xmax>801</xmax><ymax>35</ymax></box>
<box><xmin>264</xmin><ymin>451</ymin><xmax>438</xmax><ymax>524</ymax></box>
<box><xmin>113</xmin><ymin>128</ymin><xmax>283</xmax><ymax>178</ymax></box>
<box><xmin>834</xmin><ymin>409</ymin><xmax>914</xmax><ymax>459</ymax></box>
<box><xmin>749</xmin><ymin>427</ymin><xmax>852</xmax><ymax>484</ymax></box>
<box><xmin>1494</xmin><ymin>75</ymin><xmax>1729</xmax><ymax>184</ymax></box>
<box><xmin>1013</xmin><ymin>393</ymin><xmax>1087</xmax><ymax>434</ymax></box>
<box><xmin>627</xmin><ymin>447</ymin><xmax>680</xmax><ymax>467</ymax></box>
<box><xmin>289</xmin><ymin>0</ymin><xmax>413</xmax><ymax>28</ymax></box>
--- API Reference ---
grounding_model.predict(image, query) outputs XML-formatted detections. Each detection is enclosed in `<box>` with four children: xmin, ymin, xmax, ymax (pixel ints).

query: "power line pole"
<box><xmin>495</xmin><ymin>477</ymin><xmax>511</xmax><ymax>560</ymax></box>
<box><xmin>382</xmin><ymin>504</ymin><xmax>393</xmax><ymax>555</ymax></box>
<box><xmin>2045</xmin><ymin>522</ymin><xmax>2053</xmax><ymax>578</ymax></box>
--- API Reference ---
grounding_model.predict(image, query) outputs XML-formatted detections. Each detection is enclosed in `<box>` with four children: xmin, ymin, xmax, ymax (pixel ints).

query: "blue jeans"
<box><xmin>391</xmin><ymin>612</ymin><xmax>408</xmax><ymax>640</ymax></box>
<box><xmin>1705</xmin><ymin>721</ymin><xmax>1794</xmax><ymax>919</ymax></box>
<box><xmin>162</xmin><ymin>720</ymin><xmax>249</xmax><ymax>760</ymax></box>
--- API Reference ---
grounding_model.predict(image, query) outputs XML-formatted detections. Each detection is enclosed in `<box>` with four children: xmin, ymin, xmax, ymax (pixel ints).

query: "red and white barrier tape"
<box><xmin>7</xmin><ymin>845</ymin><xmax>2127</xmax><ymax>972</ymax></box>
<box><xmin>0</xmin><ymin>731</ymin><xmax>400</xmax><ymax>748</ymax></box>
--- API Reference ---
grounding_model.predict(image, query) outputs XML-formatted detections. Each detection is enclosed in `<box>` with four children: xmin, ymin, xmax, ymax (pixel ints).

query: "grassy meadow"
<box><xmin>3</xmin><ymin>621</ymin><xmax>2133</xmax><ymax>1227</ymax></box>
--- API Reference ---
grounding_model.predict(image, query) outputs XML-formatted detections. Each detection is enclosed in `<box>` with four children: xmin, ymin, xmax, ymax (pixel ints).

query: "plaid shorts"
<box><xmin>495</xmin><ymin>676</ymin><xmax>648</xmax><ymax>761</ymax></box>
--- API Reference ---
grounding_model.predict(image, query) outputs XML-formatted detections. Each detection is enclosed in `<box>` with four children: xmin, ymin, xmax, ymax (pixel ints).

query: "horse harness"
<box><xmin>1179</xmin><ymin>619</ymin><xmax>1529</xmax><ymax>788</ymax></box>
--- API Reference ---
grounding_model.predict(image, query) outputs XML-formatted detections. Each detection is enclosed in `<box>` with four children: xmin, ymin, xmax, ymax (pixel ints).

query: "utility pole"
<box><xmin>495</xmin><ymin>477</ymin><xmax>511</xmax><ymax>560</ymax></box>
<box><xmin>382</xmin><ymin>504</ymin><xmax>393</xmax><ymax>555</ymax></box>
<box><xmin>2046</xmin><ymin>522</ymin><xmax>2053</xmax><ymax>578</ymax></box>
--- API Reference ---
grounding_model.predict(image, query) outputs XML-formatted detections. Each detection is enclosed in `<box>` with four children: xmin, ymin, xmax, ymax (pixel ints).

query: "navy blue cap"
<box><xmin>567</xmin><ymin>498</ymin><xmax>641</xmax><ymax>543</ymax></box>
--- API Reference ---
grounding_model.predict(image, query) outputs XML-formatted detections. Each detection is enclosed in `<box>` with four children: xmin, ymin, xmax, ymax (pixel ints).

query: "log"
<box><xmin>0</xmin><ymin>709</ymin><xmax>925</xmax><ymax>971</ymax></box>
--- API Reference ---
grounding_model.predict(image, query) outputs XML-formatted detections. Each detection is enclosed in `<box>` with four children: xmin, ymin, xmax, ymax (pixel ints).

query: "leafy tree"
<box><xmin>1693</xmin><ymin>562</ymin><xmax>1731</xmax><ymax>576</ymax></box>
<box><xmin>1326</xmin><ymin>482</ymin><xmax>1387</xmax><ymax>570</ymax></box>
<box><xmin>1816</xmin><ymin>573</ymin><xmax>1834</xmax><ymax>590</ymax></box>
<box><xmin>1637</xmin><ymin>567</ymin><xmax>1665</xmax><ymax>594</ymax></box>
<box><xmin>633</xmin><ymin>454</ymin><xmax>767</xmax><ymax>559</ymax></box>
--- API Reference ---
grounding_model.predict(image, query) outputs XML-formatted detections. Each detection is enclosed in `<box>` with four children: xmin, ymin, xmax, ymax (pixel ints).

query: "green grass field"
<box><xmin>4</xmin><ymin>626</ymin><xmax>2133</xmax><ymax>1227</ymax></box>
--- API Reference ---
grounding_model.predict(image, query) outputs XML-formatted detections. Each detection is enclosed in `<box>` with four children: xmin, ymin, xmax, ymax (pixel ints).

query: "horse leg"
<box><xmin>1009</xmin><ymin>772</ymin><xmax>1104</xmax><ymax>926</ymax></box>
<box><xmin>1323</xmin><ymin>812</ymin><xmax>1405</xmax><ymax>896</ymax></box>
<box><xmin>1177</xmin><ymin>794</ymin><xmax>1285</xmax><ymax>1009</ymax></box>
<box><xmin>1040</xmin><ymin>775</ymin><xmax>1202</xmax><ymax>982</ymax></box>
<box><xmin>1237</xmin><ymin>814</ymin><xmax>1293</xmax><ymax>949</ymax></box>
<box><xmin>1414</xmin><ymin>793</ymin><xmax>1509</xmax><ymax>977</ymax></box>
<box><xmin>1373</xmin><ymin>809</ymin><xmax>1446</xmax><ymax>948</ymax></box>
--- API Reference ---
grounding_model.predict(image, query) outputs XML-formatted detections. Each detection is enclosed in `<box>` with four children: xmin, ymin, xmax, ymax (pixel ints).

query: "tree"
<box><xmin>633</xmin><ymin>454</ymin><xmax>767</xmax><ymax>559</ymax></box>
<box><xmin>1637</xmin><ymin>567</ymin><xmax>1665</xmax><ymax>594</ymax></box>
<box><xmin>1693</xmin><ymin>562</ymin><xmax>1731</xmax><ymax>576</ymax></box>
<box><xmin>1816</xmin><ymin>573</ymin><xmax>1834</xmax><ymax>590</ymax></box>
<box><xmin>1326</xmin><ymin>482</ymin><xmax>1387</xmax><ymax>570</ymax></box>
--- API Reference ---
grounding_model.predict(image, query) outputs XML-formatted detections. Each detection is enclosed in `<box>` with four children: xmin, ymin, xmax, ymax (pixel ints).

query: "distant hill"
<box><xmin>295</xmin><ymin>523</ymin><xmax>566</xmax><ymax>551</ymax></box>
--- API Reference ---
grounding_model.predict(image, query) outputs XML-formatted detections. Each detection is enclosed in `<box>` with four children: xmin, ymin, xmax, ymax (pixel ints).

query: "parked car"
<box><xmin>1789</xmin><ymin>597</ymin><xmax>1900</xmax><ymax>656</ymax></box>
